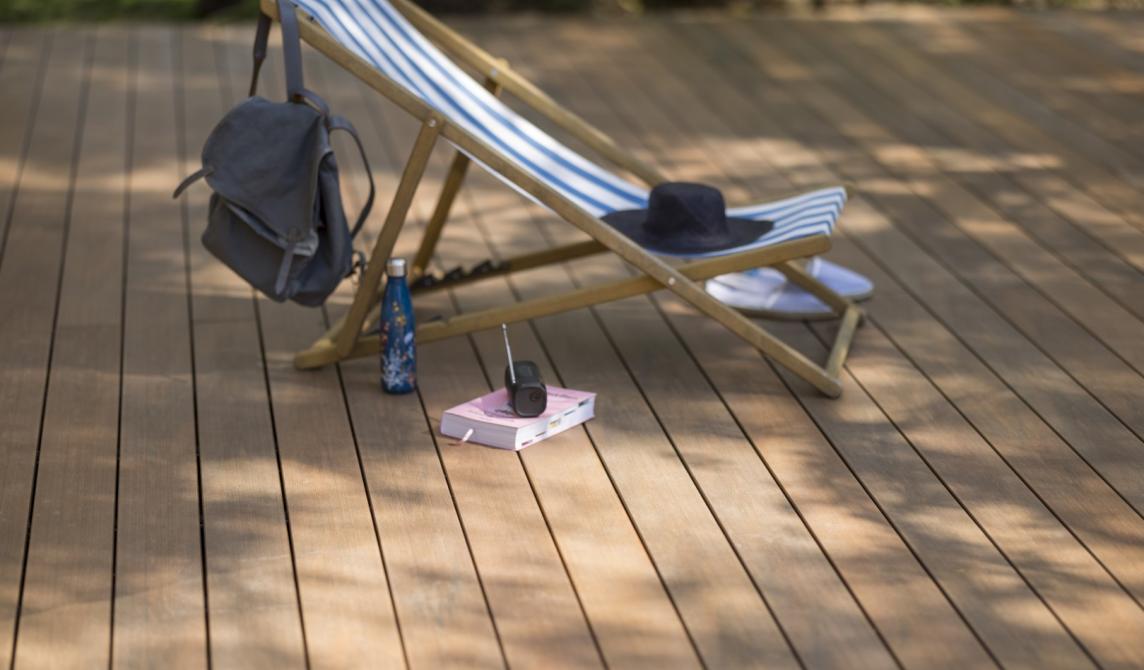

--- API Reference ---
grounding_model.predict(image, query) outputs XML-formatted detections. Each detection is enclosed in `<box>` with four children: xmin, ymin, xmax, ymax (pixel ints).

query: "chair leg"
<box><xmin>679</xmin><ymin>268</ymin><xmax>866</xmax><ymax>396</ymax></box>
<box><xmin>775</xmin><ymin>260</ymin><xmax>863</xmax><ymax>382</ymax></box>
<box><xmin>826</xmin><ymin>304</ymin><xmax>862</xmax><ymax>378</ymax></box>
<box><xmin>411</xmin><ymin>75</ymin><xmax>501</xmax><ymax>280</ymax></box>
<box><xmin>680</xmin><ymin>281</ymin><xmax>846</xmax><ymax>397</ymax></box>
<box><xmin>549</xmin><ymin>206</ymin><xmax>848</xmax><ymax>396</ymax></box>
<box><xmin>412</xmin><ymin>149</ymin><xmax>471</xmax><ymax>279</ymax></box>
<box><xmin>331</xmin><ymin>114</ymin><xmax>443</xmax><ymax>359</ymax></box>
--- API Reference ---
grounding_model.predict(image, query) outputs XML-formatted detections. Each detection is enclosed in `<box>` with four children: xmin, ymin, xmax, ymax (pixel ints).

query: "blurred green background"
<box><xmin>0</xmin><ymin>0</ymin><xmax>754</xmax><ymax>21</ymax></box>
<box><xmin>0</xmin><ymin>0</ymin><xmax>1127</xmax><ymax>20</ymax></box>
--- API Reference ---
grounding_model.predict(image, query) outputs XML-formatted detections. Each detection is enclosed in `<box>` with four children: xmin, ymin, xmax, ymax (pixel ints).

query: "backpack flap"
<box><xmin>200</xmin><ymin>96</ymin><xmax>329</xmax><ymax>250</ymax></box>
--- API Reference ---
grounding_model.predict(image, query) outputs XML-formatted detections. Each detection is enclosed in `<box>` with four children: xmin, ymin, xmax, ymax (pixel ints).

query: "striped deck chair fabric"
<box><xmin>290</xmin><ymin>0</ymin><xmax>847</xmax><ymax>259</ymax></box>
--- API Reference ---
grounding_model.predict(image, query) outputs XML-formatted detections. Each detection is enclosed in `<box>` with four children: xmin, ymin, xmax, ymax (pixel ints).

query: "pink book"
<box><xmin>440</xmin><ymin>386</ymin><xmax>597</xmax><ymax>450</ymax></box>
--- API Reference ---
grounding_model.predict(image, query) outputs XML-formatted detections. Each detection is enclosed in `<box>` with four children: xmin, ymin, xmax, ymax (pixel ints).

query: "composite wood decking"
<box><xmin>1</xmin><ymin>7</ymin><xmax>1144</xmax><ymax>668</ymax></box>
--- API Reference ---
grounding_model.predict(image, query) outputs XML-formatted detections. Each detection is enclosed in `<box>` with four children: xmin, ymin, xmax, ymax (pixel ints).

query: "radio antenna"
<box><xmin>501</xmin><ymin>323</ymin><xmax>516</xmax><ymax>385</ymax></box>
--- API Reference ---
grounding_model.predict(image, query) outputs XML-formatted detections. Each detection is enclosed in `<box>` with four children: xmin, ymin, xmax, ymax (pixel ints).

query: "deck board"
<box><xmin>853</xmin><ymin>20</ymin><xmax>1144</xmax><ymax>274</ymax></box>
<box><xmin>668</xmin><ymin>18</ymin><xmax>1144</xmax><ymax>519</ymax></box>
<box><xmin>216</xmin><ymin>26</ymin><xmax>410</xmax><ymax>668</ymax></box>
<box><xmin>723</xmin><ymin>20</ymin><xmax>1144</xmax><ymax>452</ymax></box>
<box><xmin>438</xmin><ymin>103</ymin><xmax>810</xmax><ymax>668</ymax></box>
<box><xmin>780</xmin><ymin>20</ymin><xmax>1144</xmax><ymax>379</ymax></box>
<box><xmin>0</xmin><ymin>29</ymin><xmax>89</xmax><ymax>670</ymax></box>
<box><xmin>585</xmin><ymin>15</ymin><xmax>1139</xmax><ymax>603</ymax></box>
<box><xmin>10</xmin><ymin>26</ymin><xmax>126</xmax><ymax>670</ymax></box>
<box><xmin>963</xmin><ymin>18</ymin><xmax>1144</xmax><ymax>157</ymax></box>
<box><xmin>173</xmin><ymin>27</ymin><xmax>306</xmax><ymax>668</ymax></box>
<box><xmin>455</xmin><ymin>164</ymin><xmax>805</xmax><ymax>666</ymax></box>
<box><xmin>363</xmin><ymin>61</ymin><xmax>608</xmax><ymax>670</ymax></box>
<box><xmin>804</xmin><ymin>20</ymin><xmax>1144</xmax><ymax>323</ymax></box>
<box><xmin>113</xmin><ymin>25</ymin><xmax>210</xmax><ymax>669</ymax></box>
<box><xmin>501</xmin><ymin>25</ymin><xmax>908</xmax><ymax>669</ymax></box>
<box><xmin>550</xmin><ymin>19</ymin><xmax>1106</xmax><ymax>667</ymax></box>
<box><xmin>1031</xmin><ymin>11</ymin><xmax>1144</xmax><ymax>73</ymax></box>
<box><xmin>881</xmin><ymin>18</ymin><xmax>1144</xmax><ymax>239</ymax></box>
<box><xmin>1</xmin><ymin>9</ymin><xmax>1143</xmax><ymax>669</ymax></box>
<box><xmin>0</xmin><ymin>29</ymin><xmax>46</xmax><ymax>257</ymax></box>
<box><xmin>309</xmin><ymin>35</ymin><xmax>510</xmax><ymax>669</ymax></box>
<box><xmin>553</xmin><ymin>19</ymin><xmax>1116</xmax><ymax>663</ymax></box>
<box><xmin>444</xmin><ymin>166</ymin><xmax>703</xmax><ymax>665</ymax></box>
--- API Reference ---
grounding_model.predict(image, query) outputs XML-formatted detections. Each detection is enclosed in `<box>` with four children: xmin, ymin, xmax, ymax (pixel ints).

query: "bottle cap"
<box><xmin>386</xmin><ymin>257</ymin><xmax>407</xmax><ymax>277</ymax></box>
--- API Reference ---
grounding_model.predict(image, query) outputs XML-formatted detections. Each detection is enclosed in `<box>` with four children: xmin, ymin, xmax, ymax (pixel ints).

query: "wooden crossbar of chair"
<box><xmin>262</xmin><ymin>0</ymin><xmax>862</xmax><ymax>397</ymax></box>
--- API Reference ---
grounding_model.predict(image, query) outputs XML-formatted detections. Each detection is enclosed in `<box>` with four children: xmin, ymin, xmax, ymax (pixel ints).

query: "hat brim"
<box><xmin>602</xmin><ymin>209</ymin><xmax>774</xmax><ymax>256</ymax></box>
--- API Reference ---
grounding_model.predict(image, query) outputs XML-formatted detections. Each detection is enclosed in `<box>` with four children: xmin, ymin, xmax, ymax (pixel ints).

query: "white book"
<box><xmin>440</xmin><ymin>386</ymin><xmax>597</xmax><ymax>451</ymax></box>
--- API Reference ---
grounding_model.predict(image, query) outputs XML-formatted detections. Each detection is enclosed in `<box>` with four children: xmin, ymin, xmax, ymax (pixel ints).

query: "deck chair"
<box><xmin>266</xmin><ymin>0</ymin><xmax>862</xmax><ymax>397</ymax></box>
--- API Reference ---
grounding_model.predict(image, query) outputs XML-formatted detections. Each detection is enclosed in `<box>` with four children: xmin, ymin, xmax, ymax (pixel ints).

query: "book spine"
<box><xmin>515</xmin><ymin>399</ymin><xmax>596</xmax><ymax>450</ymax></box>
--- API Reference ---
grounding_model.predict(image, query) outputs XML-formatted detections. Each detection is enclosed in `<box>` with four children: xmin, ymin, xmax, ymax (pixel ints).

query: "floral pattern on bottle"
<box><xmin>380</xmin><ymin>263</ymin><xmax>416</xmax><ymax>394</ymax></box>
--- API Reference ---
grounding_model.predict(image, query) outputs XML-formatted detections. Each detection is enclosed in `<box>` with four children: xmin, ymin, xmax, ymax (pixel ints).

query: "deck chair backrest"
<box><xmin>290</xmin><ymin>0</ymin><xmax>846</xmax><ymax>256</ymax></box>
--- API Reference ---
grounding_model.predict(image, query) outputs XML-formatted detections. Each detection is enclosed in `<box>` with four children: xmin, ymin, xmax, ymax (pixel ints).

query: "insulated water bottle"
<box><xmin>380</xmin><ymin>257</ymin><xmax>416</xmax><ymax>394</ymax></box>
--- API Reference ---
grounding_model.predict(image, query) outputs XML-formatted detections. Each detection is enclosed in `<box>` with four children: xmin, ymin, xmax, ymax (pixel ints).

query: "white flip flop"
<box><xmin>706</xmin><ymin>258</ymin><xmax>873</xmax><ymax>321</ymax></box>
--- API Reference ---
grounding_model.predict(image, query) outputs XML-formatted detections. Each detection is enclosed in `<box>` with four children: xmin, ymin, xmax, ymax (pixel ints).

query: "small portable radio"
<box><xmin>501</xmin><ymin>323</ymin><xmax>547</xmax><ymax>418</ymax></box>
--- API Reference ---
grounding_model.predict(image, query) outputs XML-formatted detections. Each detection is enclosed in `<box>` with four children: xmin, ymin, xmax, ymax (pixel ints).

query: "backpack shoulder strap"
<box><xmin>249</xmin><ymin>0</ymin><xmax>305</xmax><ymax>102</ymax></box>
<box><xmin>172</xmin><ymin>166</ymin><xmax>213</xmax><ymax>199</ymax></box>
<box><xmin>328</xmin><ymin>115</ymin><xmax>376</xmax><ymax>238</ymax></box>
<box><xmin>249</xmin><ymin>11</ymin><xmax>271</xmax><ymax>97</ymax></box>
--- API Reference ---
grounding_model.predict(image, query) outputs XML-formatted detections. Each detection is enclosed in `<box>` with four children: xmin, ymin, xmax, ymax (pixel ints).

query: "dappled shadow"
<box><xmin>4</xmin><ymin>9</ymin><xmax>1144</xmax><ymax>669</ymax></box>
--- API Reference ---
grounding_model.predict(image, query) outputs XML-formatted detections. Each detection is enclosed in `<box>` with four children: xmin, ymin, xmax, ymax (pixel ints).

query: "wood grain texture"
<box><xmin>518</xmin><ymin>283</ymin><xmax>802</xmax><ymax>668</ymax></box>
<box><xmin>438</xmin><ymin>60</ymin><xmax>802</xmax><ymax>670</ymax></box>
<box><xmin>113</xmin><ymin>26</ymin><xmax>208</xmax><ymax>669</ymax></box>
<box><xmin>675</xmin><ymin>18</ymin><xmax>1144</xmax><ymax>516</ymax></box>
<box><xmin>954</xmin><ymin>16</ymin><xmax>1144</xmax><ymax>160</ymax></box>
<box><xmin>884</xmin><ymin>12</ymin><xmax>1144</xmax><ymax>181</ymax></box>
<box><xmin>554</xmin><ymin>17</ymin><xmax>1140</xmax><ymax>668</ymax></box>
<box><xmin>641</xmin><ymin>14</ymin><xmax>1144</xmax><ymax>618</ymax></box>
<box><xmin>808</xmin><ymin>261</ymin><xmax>1144</xmax><ymax>668</ymax></box>
<box><xmin>795</xmin><ymin>20</ymin><xmax>1144</xmax><ymax>322</ymax></box>
<box><xmin>1029</xmin><ymin>11</ymin><xmax>1144</xmax><ymax>73</ymax></box>
<box><xmin>874</xmin><ymin>17</ymin><xmax>1144</xmax><ymax>240</ymax></box>
<box><xmin>519</xmin><ymin>20</ymin><xmax>1076</xmax><ymax>668</ymax></box>
<box><xmin>313</xmin><ymin>43</ymin><xmax>507</xmax><ymax>670</ymax></box>
<box><xmin>378</xmin><ymin>110</ymin><xmax>606</xmax><ymax>669</ymax></box>
<box><xmin>492</xmin><ymin>23</ymin><xmax>903</xmax><ymax>670</ymax></box>
<box><xmin>787</xmin><ymin>20</ymin><xmax>1144</xmax><ymax>352</ymax></box>
<box><xmin>414</xmin><ymin>296</ymin><xmax>606</xmax><ymax>669</ymax></box>
<box><xmin>232</xmin><ymin>34</ymin><xmax>409</xmax><ymax>669</ymax></box>
<box><xmin>443</xmin><ymin>161</ymin><xmax>703</xmax><ymax>668</ymax></box>
<box><xmin>0</xmin><ymin>29</ymin><xmax>47</xmax><ymax>258</ymax></box>
<box><xmin>13</xmin><ymin>26</ymin><xmax>129</xmax><ymax>669</ymax></box>
<box><xmin>723</xmin><ymin>20</ymin><xmax>1144</xmax><ymax>443</ymax></box>
<box><xmin>5</xmin><ymin>14</ymin><xmax>1144</xmax><ymax>667</ymax></box>
<box><xmin>598</xmin><ymin>25</ymin><xmax>1096</xmax><ymax>667</ymax></box>
<box><xmin>179</xmin><ymin>26</ymin><xmax>306</xmax><ymax>668</ymax></box>
<box><xmin>405</xmin><ymin>52</ymin><xmax>704</xmax><ymax>663</ymax></box>
<box><xmin>0</xmin><ymin>29</ymin><xmax>89</xmax><ymax>670</ymax></box>
<box><xmin>839</xmin><ymin>18</ymin><xmax>1144</xmax><ymax>276</ymax></box>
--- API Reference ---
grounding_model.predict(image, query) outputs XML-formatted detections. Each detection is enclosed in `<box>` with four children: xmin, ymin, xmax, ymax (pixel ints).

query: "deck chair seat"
<box><xmin>289</xmin><ymin>0</ymin><xmax>847</xmax><ymax>237</ymax></box>
<box><xmin>270</xmin><ymin>0</ymin><xmax>865</xmax><ymax>397</ymax></box>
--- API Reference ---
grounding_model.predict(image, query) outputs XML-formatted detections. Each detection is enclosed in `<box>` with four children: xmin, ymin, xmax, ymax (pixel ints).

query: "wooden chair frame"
<box><xmin>265</xmin><ymin>0</ymin><xmax>861</xmax><ymax>397</ymax></box>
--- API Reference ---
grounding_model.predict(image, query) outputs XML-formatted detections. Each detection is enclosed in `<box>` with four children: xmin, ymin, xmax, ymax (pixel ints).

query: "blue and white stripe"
<box><xmin>291</xmin><ymin>0</ymin><xmax>846</xmax><ymax>256</ymax></box>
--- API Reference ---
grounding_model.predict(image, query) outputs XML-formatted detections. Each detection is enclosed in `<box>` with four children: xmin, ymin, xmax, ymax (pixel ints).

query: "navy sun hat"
<box><xmin>602</xmin><ymin>182</ymin><xmax>774</xmax><ymax>255</ymax></box>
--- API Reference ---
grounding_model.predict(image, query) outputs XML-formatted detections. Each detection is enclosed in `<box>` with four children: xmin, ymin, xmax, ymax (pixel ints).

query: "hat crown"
<box><xmin>645</xmin><ymin>182</ymin><xmax>729</xmax><ymax>238</ymax></box>
<box><xmin>599</xmin><ymin>180</ymin><xmax>774</xmax><ymax>255</ymax></box>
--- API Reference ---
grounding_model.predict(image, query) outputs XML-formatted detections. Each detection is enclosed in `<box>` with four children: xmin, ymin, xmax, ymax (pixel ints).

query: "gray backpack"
<box><xmin>173</xmin><ymin>0</ymin><xmax>374</xmax><ymax>306</ymax></box>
